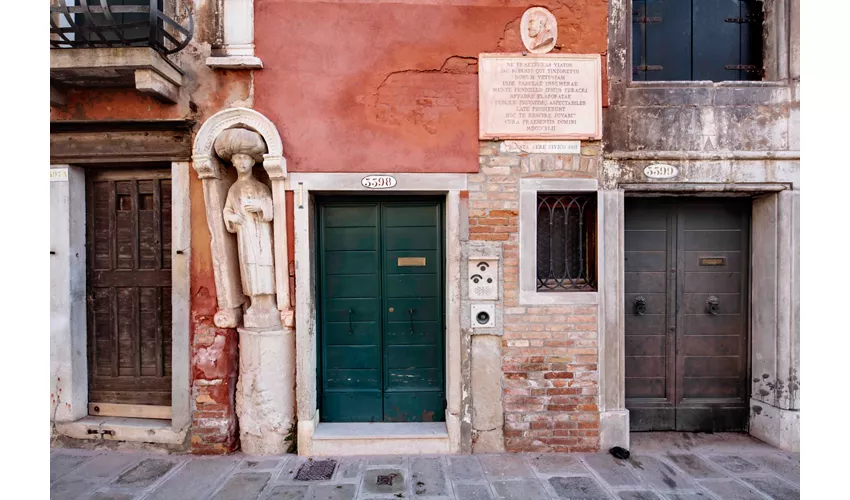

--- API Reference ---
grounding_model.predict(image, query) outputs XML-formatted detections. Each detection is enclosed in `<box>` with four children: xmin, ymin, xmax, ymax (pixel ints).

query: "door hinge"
<box><xmin>724</xmin><ymin>64</ymin><xmax>765</xmax><ymax>77</ymax></box>
<box><xmin>725</xmin><ymin>13</ymin><xmax>764</xmax><ymax>24</ymax></box>
<box><xmin>635</xmin><ymin>65</ymin><xmax>664</xmax><ymax>72</ymax></box>
<box><xmin>633</xmin><ymin>16</ymin><xmax>662</xmax><ymax>24</ymax></box>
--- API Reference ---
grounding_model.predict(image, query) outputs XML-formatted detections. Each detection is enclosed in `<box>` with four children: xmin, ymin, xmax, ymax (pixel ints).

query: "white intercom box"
<box><xmin>468</xmin><ymin>256</ymin><xmax>498</xmax><ymax>300</ymax></box>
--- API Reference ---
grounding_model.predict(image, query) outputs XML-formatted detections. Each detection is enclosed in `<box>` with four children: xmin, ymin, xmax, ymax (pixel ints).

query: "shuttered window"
<box><xmin>632</xmin><ymin>0</ymin><xmax>764</xmax><ymax>81</ymax></box>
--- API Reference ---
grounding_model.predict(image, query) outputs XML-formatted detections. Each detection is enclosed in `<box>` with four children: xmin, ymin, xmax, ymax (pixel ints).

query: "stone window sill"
<box><xmin>206</xmin><ymin>55</ymin><xmax>264</xmax><ymax>70</ymax></box>
<box><xmin>519</xmin><ymin>290</ymin><xmax>599</xmax><ymax>306</ymax></box>
<box><xmin>628</xmin><ymin>80</ymin><xmax>789</xmax><ymax>89</ymax></box>
<box><xmin>55</xmin><ymin>416</ymin><xmax>187</xmax><ymax>446</ymax></box>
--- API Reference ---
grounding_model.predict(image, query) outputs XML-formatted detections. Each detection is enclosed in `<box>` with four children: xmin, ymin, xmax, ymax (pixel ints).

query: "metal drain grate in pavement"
<box><xmin>376</xmin><ymin>474</ymin><xmax>398</xmax><ymax>486</ymax></box>
<box><xmin>294</xmin><ymin>459</ymin><xmax>337</xmax><ymax>481</ymax></box>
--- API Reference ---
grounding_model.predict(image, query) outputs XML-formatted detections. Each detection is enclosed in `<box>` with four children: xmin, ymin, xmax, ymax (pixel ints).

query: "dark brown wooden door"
<box><xmin>86</xmin><ymin>169</ymin><xmax>172</xmax><ymax>409</ymax></box>
<box><xmin>625</xmin><ymin>198</ymin><xmax>750</xmax><ymax>432</ymax></box>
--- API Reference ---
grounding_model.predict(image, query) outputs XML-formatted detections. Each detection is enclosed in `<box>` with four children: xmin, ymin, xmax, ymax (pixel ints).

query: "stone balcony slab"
<box><xmin>50</xmin><ymin>47</ymin><xmax>183</xmax><ymax>104</ymax></box>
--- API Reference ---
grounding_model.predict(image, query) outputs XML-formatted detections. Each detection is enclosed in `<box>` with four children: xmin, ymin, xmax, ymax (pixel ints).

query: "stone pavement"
<box><xmin>50</xmin><ymin>433</ymin><xmax>800</xmax><ymax>500</ymax></box>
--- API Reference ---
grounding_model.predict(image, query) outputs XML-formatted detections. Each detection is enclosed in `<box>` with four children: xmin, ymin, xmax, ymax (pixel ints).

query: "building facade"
<box><xmin>50</xmin><ymin>0</ymin><xmax>800</xmax><ymax>456</ymax></box>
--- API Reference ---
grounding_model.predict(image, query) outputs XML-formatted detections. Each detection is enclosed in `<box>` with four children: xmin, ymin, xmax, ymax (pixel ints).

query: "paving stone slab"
<box><xmin>85</xmin><ymin>491</ymin><xmax>137</xmax><ymax>500</ymax></box>
<box><xmin>51</xmin><ymin>478</ymin><xmax>103</xmax><ymax>500</ymax></box>
<box><xmin>617</xmin><ymin>491</ymin><xmax>662</xmax><ymax>500</ymax></box>
<box><xmin>211</xmin><ymin>472</ymin><xmax>273</xmax><ymax>500</ymax></box>
<box><xmin>741</xmin><ymin>475</ymin><xmax>801</xmax><ymax>500</ymax></box>
<box><xmin>626</xmin><ymin>456</ymin><xmax>697</xmax><ymax>492</ymax></box>
<box><xmin>548</xmin><ymin>476</ymin><xmax>612</xmax><ymax>499</ymax></box>
<box><xmin>63</xmin><ymin>454</ymin><xmax>140</xmax><ymax>482</ymax></box>
<box><xmin>491</xmin><ymin>479</ymin><xmax>549</xmax><ymax>500</ymax></box>
<box><xmin>262</xmin><ymin>484</ymin><xmax>309</xmax><ymax>500</ymax></box>
<box><xmin>663</xmin><ymin>455</ymin><xmax>725</xmax><ymax>479</ymax></box>
<box><xmin>744</xmin><ymin>454</ymin><xmax>800</xmax><ymax>485</ymax></box>
<box><xmin>530</xmin><ymin>454</ymin><xmax>589</xmax><ymax>475</ymax></box>
<box><xmin>479</xmin><ymin>455</ymin><xmax>534</xmax><ymax>479</ymax></box>
<box><xmin>582</xmin><ymin>455</ymin><xmax>642</xmax><ymax>487</ymax></box>
<box><xmin>52</xmin><ymin>453</ymin><xmax>96</xmax><ymax>483</ymax></box>
<box><xmin>366</xmin><ymin>456</ymin><xmax>407</xmax><ymax>467</ymax></box>
<box><xmin>453</xmin><ymin>483</ymin><xmax>495</xmax><ymax>500</ymax></box>
<box><xmin>662</xmin><ymin>493</ymin><xmax>711</xmax><ymax>500</ymax></box>
<box><xmin>698</xmin><ymin>479</ymin><xmax>766</xmax><ymax>500</ymax></box>
<box><xmin>335</xmin><ymin>458</ymin><xmax>363</xmax><ymax>480</ymax></box>
<box><xmin>241</xmin><ymin>459</ymin><xmax>286</xmax><ymax>471</ymax></box>
<box><xmin>110</xmin><ymin>458</ymin><xmax>177</xmax><ymax>489</ymax></box>
<box><xmin>145</xmin><ymin>458</ymin><xmax>239</xmax><ymax>500</ymax></box>
<box><xmin>411</xmin><ymin>457</ymin><xmax>449</xmax><ymax>497</ymax></box>
<box><xmin>448</xmin><ymin>456</ymin><xmax>485</xmax><ymax>481</ymax></box>
<box><xmin>708</xmin><ymin>456</ymin><xmax>760</xmax><ymax>474</ymax></box>
<box><xmin>311</xmin><ymin>483</ymin><xmax>356</xmax><ymax>500</ymax></box>
<box><xmin>361</xmin><ymin>468</ymin><xmax>406</xmax><ymax>497</ymax></box>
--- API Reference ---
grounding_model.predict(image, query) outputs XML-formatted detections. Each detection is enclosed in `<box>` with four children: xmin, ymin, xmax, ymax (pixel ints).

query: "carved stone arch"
<box><xmin>192</xmin><ymin>107</ymin><xmax>291</xmax><ymax>329</ymax></box>
<box><xmin>193</xmin><ymin>107</ymin><xmax>286</xmax><ymax>180</ymax></box>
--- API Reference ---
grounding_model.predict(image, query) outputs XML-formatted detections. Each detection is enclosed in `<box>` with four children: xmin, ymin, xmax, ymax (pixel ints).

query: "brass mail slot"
<box><xmin>699</xmin><ymin>257</ymin><xmax>725</xmax><ymax>266</ymax></box>
<box><xmin>398</xmin><ymin>257</ymin><xmax>426</xmax><ymax>267</ymax></box>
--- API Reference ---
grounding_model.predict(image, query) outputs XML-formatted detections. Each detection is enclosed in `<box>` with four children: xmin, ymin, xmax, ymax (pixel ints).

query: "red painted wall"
<box><xmin>254</xmin><ymin>0</ymin><xmax>608</xmax><ymax>173</ymax></box>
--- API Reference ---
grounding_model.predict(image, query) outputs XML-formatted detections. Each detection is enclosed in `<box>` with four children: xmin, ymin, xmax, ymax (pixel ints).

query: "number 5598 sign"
<box><xmin>361</xmin><ymin>175</ymin><xmax>397</xmax><ymax>189</ymax></box>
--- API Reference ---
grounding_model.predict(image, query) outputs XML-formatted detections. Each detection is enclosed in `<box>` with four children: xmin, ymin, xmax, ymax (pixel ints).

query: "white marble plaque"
<box><xmin>500</xmin><ymin>140</ymin><xmax>580</xmax><ymax>154</ymax></box>
<box><xmin>643</xmin><ymin>164</ymin><xmax>679</xmax><ymax>179</ymax></box>
<box><xmin>50</xmin><ymin>167</ymin><xmax>68</xmax><ymax>182</ymax></box>
<box><xmin>479</xmin><ymin>54</ymin><xmax>602</xmax><ymax>140</ymax></box>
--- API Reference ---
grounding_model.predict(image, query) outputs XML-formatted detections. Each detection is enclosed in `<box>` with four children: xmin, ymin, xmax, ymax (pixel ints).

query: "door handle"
<box><xmin>706</xmin><ymin>296</ymin><xmax>720</xmax><ymax>315</ymax></box>
<box><xmin>409</xmin><ymin>308</ymin><xmax>415</xmax><ymax>335</ymax></box>
<box><xmin>633</xmin><ymin>296</ymin><xmax>647</xmax><ymax>315</ymax></box>
<box><xmin>348</xmin><ymin>308</ymin><xmax>353</xmax><ymax>335</ymax></box>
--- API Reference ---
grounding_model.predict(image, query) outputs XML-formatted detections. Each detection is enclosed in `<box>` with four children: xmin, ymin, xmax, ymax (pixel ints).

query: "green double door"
<box><xmin>317</xmin><ymin>198</ymin><xmax>445</xmax><ymax>423</ymax></box>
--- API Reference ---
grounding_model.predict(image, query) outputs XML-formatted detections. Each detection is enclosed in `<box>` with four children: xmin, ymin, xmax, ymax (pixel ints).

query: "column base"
<box><xmin>599</xmin><ymin>410</ymin><xmax>630</xmax><ymax>450</ymax></box>
<box><xmin>749</xmin><ymin>398</ymin><xmax>800</xmax><ymax>451</ymax></box>
<box><xmin>236</xmin><ymin>327</ymin><xmax>295</xmax><ymax>455</ymax></box>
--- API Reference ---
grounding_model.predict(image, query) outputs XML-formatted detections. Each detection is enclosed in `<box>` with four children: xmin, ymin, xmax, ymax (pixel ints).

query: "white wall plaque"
<box><xmin>479</xmin><ymin>53</ymin><xmax>602</xmax><ymax>140</ymax></box>
<box><xmin>468</xmin><ymin>256</ymin><xmax>498</xmax><ymax>300</ymax></box>
<box><xmin>50</xmin><ymin>167</ymin><xmax>68</xmax><ymax>182</ymax></box>
<box><xmin>643</xmin><ymin>164</ymin><xmax>679</xmax><ymax>179</ymax></box>
<box><xmin>500</xmin><ymin>140</ymin><xmax>580</xmax><ymax>154</ymax></box>
<box><xmin>361</xmin><ymin>175</ymin><xmax>397</xmax><ymax>189</ymax></box>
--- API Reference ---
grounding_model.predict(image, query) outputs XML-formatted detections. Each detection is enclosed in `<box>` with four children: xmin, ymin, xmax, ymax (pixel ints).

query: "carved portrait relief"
<box><xmin>214</xmin><ymin>128</ymin><xmax>281</xmax><ymax>330</ymax></box>
<box><xmin>521</xmin><ymin>7</ymin><xmax>558</xmax><ymax>54</ymax></box>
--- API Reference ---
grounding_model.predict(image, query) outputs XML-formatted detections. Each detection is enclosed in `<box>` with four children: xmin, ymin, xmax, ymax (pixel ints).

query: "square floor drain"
<box><xmin>376</xmin><ymin>474</ymin><xmax>398</xmax><ymax>486</ymax></box>
<box><xmin>294</xmin><ymin>460</ymin><xmax>337</xmax><ymax>481</ymax></box>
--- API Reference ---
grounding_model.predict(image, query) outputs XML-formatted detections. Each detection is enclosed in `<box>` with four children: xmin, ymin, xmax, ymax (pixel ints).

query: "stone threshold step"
<box><xmin>311</xmin><ymin>423</ymin><xmax>451</xmax><ymax>456</ymax></box>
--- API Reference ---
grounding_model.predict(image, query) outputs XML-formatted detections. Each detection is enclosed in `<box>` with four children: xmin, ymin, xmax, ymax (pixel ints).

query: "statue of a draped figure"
<box><xmin>215</xmin><ymin>128</ymin><xmax>281</xmax><ymax>329</ymax></box>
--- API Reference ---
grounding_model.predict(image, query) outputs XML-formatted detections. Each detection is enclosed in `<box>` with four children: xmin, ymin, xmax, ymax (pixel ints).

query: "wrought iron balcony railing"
<box><xmin>50</xmin><ymin>1</ymin><xmax>194</xmax><ymax>56</ymax></box>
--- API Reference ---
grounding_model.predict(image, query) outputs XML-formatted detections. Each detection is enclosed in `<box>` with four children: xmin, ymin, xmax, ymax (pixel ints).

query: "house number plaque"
<box><xmin>361</xmin><ymin>175</ymin><xmax>397</xmax><ymax>189</ymax></box>
<box><xmin>643</xmin><ymin>163</ymin><xmax>679</xmax><ymax>179</ymax></box>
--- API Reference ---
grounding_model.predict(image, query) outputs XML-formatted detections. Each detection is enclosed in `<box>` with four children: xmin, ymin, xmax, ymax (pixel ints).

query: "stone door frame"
<box><xmin>50</xmin><ymin>161</ymin><xmax>192</xmax><ymax>445</ymax></box>
<box><xmin>598</xmin><ymin>175</ymin><xmax>800</xmax><ymax>451</ymax></box>
<box><xmin>290</xmin><ymin>173</ymin><xmax>467</xmax><ymax>455</ymax></box>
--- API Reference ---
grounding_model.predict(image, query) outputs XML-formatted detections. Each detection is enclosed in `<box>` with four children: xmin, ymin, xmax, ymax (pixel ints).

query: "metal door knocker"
<box><xmin>706</xmin><ymin>296</ymin><xmax>720</xmax><ymax>315</ymax></box>
<box><xmin>633</xmin><ymin>296</ymin><xmax>647</xmax><ymax>315</ymax></box>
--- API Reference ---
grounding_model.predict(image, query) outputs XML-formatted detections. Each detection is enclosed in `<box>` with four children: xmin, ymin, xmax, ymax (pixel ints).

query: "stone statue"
<box><xmin>521</xmin><ymin>7</ymin><xmax>557</xmax><ymax>54</ymax></box>
<box><xmin>215</xmin><ymin>128</ymin><xmax>281</xmax><ymax>329</ymax></box>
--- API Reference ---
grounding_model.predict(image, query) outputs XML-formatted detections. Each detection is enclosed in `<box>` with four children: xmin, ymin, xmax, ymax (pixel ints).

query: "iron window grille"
<box><xmin>50</xmin><ymin>1</ymin><xmax>194</xmax><ymax>56</ymax></box>
<box><xmin>536</xmin><ymin>193</ymin><xmax>598</xmax><ymax>292</ymax></box>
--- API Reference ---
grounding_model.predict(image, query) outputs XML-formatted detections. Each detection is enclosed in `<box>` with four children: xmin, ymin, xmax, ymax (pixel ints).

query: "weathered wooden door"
<box><xmin>317</xmin><ymin>198</ymin><xmax>445</xmax><ymax>423</ymax></box>
<box><xmin>86</xmin><ymin>169</ymin><xmax>172</xmax><ymax>415</ymax></box>
<box><xmin>624</xmin><ymin>198</ymin><xmax>750</xmax><ymax>431</ymax></box>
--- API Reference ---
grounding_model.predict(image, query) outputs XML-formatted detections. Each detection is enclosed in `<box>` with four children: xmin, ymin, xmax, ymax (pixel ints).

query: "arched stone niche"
<box><xmin>192</xmin><ymin>107</ymin><xmax>292</xmax><ymax>329</ymax></box>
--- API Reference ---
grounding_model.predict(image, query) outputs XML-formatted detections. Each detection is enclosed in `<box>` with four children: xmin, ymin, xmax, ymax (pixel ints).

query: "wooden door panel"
<box><xmin>319</xmin><ymin>203</ymin><xmax>382</xmax><ymax>422</ymax></box>
<box><xmin>87</xmin><ymin>170</ymin><xmax>172</xmax><ymax>409</ymax></box>
<box><xmin>318</xmin><ymin>200</ymin><xmax>445</xmax><ymax>423</ymax></box>
<box><xmin>381</xmin><ymin>203</ymin><xmax>444</xmax><ymax>422</ymax></box>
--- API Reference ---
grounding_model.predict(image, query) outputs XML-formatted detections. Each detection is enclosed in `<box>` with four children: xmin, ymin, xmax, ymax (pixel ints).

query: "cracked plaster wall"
<box><xmin>253</xmin><ymin>0</ymin><xmax>608</xmax><ymax>172</ymax></box>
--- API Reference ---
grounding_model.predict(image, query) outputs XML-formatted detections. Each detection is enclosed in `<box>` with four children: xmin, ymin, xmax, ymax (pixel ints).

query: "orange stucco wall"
<box><xmin>254</xmin><ymin>0</ymin><xmax>608</xmax><ymax>173</ymax></box>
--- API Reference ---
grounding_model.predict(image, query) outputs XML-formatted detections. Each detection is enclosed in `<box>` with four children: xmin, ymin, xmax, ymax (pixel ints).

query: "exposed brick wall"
<box><xmin>190</xmin><ymin>322</ymin><xmax>239</xmax><ymax>454</ymax></box>
<box><xmin>472</xmin><ymin>141</ymin><xmax>602</xmax><ymax>453</ymax></box>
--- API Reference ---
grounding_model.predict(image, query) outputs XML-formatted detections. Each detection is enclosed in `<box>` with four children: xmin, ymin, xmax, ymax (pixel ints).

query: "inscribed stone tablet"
<box><xmin>478</xmin><ymin>53</ymin><xmax>602</xmax><ymax>140</ymax></box>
